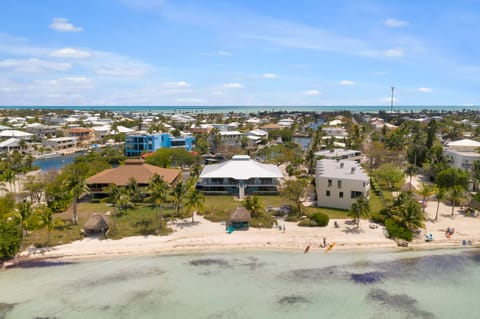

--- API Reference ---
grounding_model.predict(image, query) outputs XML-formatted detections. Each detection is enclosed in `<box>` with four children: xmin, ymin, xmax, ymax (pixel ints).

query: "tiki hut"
<box><xmin>83</xmin><ymin>214</ymin><xmax>109</xmax><ymax>235</ymax></box>
<box><xmin>229</xmin><ymin>206</ymin><xmax>251</xmax><ymax>230</ymax></box>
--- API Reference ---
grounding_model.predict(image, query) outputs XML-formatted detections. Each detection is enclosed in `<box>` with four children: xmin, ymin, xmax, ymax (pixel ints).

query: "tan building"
<box><xmin>68</xmin><ymin>127</ymin><xmax>94</xmax><ymax>144</ymax></box>
<box><xmin>43</xmin><ymin>137</ymin><xmax>78</xmax><ymax>151</ymax></box>
<box><xmin>86</xmin><ymin>159</ymin><xmax>182</xmax><ymax>196</ymax></box>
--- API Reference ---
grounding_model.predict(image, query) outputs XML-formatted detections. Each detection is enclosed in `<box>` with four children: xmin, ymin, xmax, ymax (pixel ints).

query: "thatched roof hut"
<box><xmin>230</xmin><ymin>206</ymin><xmax>251</xmax><ymax>223</ymax></box>
<box><xmin>83</xmin><ymin>214</ymin><xmax>109</xmax><ymax>234</ymax></box>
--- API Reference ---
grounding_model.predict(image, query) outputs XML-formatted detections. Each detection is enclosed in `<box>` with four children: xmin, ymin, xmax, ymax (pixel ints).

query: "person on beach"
<box><xmin>304</xmin><ymin>245</ymin><xmax>310</xmax><ymax>254</ymax></box>
<box><xmin>323</xmin><ymin>237</ymin><xmax>326</xmax><ymax>248</ymax></box>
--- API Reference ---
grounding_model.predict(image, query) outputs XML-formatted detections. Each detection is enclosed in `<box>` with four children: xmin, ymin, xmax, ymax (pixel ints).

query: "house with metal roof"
<box><xmin>315</xmin><ymin>159</ymin><xmax>370</xmax><ymax>210</ymax></box>
<box><xmin>197</xmin><ymin>155</ymin><xmax>283</xmax><ymax>199</ymax></box>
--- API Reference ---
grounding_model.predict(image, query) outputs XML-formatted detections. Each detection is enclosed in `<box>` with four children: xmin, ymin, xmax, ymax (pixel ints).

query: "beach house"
<box><xmin>125</xmin><ymin>132</ymin><xmax>195</xmax><ymax>157</ymax></box>
<box><xmin>315</xmin><ymin>159</ymin><xmax>370</xmax><ymax>210</ymax></box>
<box><xmin>86</xmin><ymin>159</ymin><xmax>182</xmax><ymax>197</ymax></box>
<box><xmin>443</xmin><ymin>138</ymin><xmax>480</xmax><ymax>190</ymax></box>
<box><xmin>197</xmin><ymin>155</ymin><xmax>283</xmax><ymax>199</ymax></box>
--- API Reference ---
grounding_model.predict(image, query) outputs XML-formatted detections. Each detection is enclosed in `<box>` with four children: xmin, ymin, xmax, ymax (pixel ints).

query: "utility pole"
<box><xmin>390</xmin><ymin>86</ymin><xmax>395</xmax><ymax>113</ymax></box>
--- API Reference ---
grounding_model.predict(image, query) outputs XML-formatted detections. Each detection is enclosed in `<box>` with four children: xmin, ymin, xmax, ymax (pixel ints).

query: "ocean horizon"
<box><xmin>0</xmin><ymin>105</ymin><xmax>477</xmax><ymax>114</ymax></box>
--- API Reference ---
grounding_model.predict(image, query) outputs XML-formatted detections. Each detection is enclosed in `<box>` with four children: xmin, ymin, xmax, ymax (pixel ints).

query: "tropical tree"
<box><xmin>375</xmin><ymin>163</ymin><xmax>404</xmax><ymax>190</ymax></box>
<box><xmin>393</xmin><ymin>199</ymin><xmax>425</xmax><ymax>230</ymax></box>
<box><xmin>348</xmin><ymin>197</ymin><xmax>370</xmax><ymax>228</ymax></box>
<box><xmin>145</xmin><ymin>174</ymin><xmax>170</xmax><ymax>228</ymax></box>
<box><xmin>107</xmin><ymin>184</ymin><xmax>121</xmax><ymax>229</ymax></box>
<box><xmin>23</xmin><ymin>175</ymin><xmax>45</xmax><ymax>204</ymax></box>
<box><xmin>126</xmin><ymin>177</ymin><xmax>141</xmax><ymax>205</ymax></box>
<box><xmin>243</xmin><ymin>195</ymin><xmax>265</xmax><ymax>218</ymax></box>
<box><xmin>185</xmin><ymin>189</ymin><xmax>205</xmax><ymax>223</ymax></box>
<box><xmin>446</xmin><ymin>185</ymin><xmax>465</xmax><ymax>215</ymax></box>
<box><xmin>405</xmin><ymin>165</ymin><xmax>417</xmax><ymax>185</ymax></box>
<box><xmin>281</xmin><ymin>178</ymin><xmax>309</xmax><ymax>215</ymax></box>
<box><xmin>39</xmin><ymin>206</ymin><xmax>62</xmax><ymax>245</ymax></box>
<box><xmin>171</xmin><ymin>181</ymin><xmax>186</xmax><ymax>222</ymax></box>
<box><xmin>434</xmin><ymin>188</ymin><xmax>445</xmax><ymax>220</ymax></box>
<box><xmin>417</xmin><ymin>183</ymin><xmax>435</xmax><ymax>213</ymax></box>
<box><xmin>17</xmin><ymin>201</ymin><xmax>32</xmax><ymax>242</ymax></box>
<box><xmin>435</xmin><ymin>167</ymin><xmax>469</xmax><ymax>190</ymax></box>
<box><xmin>63</xmin><ymin>174</ymin><xmax>89</xmax><ymax>224</ymax></box>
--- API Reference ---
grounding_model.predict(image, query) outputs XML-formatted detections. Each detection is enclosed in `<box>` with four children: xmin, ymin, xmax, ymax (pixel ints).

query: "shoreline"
<box><xmin>5</xmin><ymin>208</ymin><xmax>480</xmax><ymax>268</ymax></box>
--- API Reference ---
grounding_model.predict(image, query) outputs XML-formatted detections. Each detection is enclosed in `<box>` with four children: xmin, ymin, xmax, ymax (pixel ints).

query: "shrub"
<box><xmin>385</xmin><ymin>218</ymin><xmax>412</xmax><ymax>241</ymax></box>
<box><xmin>298</xmin><ymin>212</ymin><xmax>329</xmax><ymax>227</ymax></box>
<box><xmin>310</xmin><ymin>212</ymin><xmax>329</xmax><ymax>227</ymax></box>
<box><xmin>0</xmin><ymin>220</ymin><xmax>22</xmax><ymax>259</ymax></box>
<box><xmin>370</xmin><ymin>210</ymin><xmax>386</xmax><ymax>224</ymax></box>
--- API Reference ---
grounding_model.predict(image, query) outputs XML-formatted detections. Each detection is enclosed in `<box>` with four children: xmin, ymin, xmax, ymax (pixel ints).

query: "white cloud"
<box><xmin>36</xmin><ymin>76</ymin><xmax>93</xmax><ymax>88</ymax></box>
<box><xmin>0</xmin><ymin>58</ymin><xmax>71</xmax><ymax>72</ymax></box>
<box><xmin>222</xmin><ymin>82</ymin><xmax>244</xmax><ymax>89</ymax></box>
<box><xmin>95</xmin><ymin>66</ymin><xmax>148</xmax><ymax>77</ymax></box>
<box><xmin>340</xmin><ymin>80</ymin><xmax>355</xmax><ymax>86</ymax></box>
<box><xmin>384</xmin><ymin>18</ymin><xmax>409</xmax><ymax>27</ymax></box>
<box><xmin>384</xmin><ymin>48</ymin><xmax>404</xmax><ymax>57</ymax></box>
<box><xmin>163</xmin><ymin>81</ymin><xmax>191</xmax><ymax>88</ymax></box>
<box><xmin>50</xmin><ymin>48</ymin><xmax>91</xmax><ymax>58</ymax></box>
<box><xmin>304</xmin><ymin>89</ymin><xmax>321</xmax><ymax>96</ymax></box>
<box><xmin>49</xmin><ymin>18</ymin><xmax>83</xmax><ymax>32</ymax></box>
<box><xmin>263</xmin><ymin>73</ymin><xmax>278</xmax><ymax>79</ymax></box>
<box><xmin>417</xmin><ymin>87</ymin><xmax>432</xmax><ymax>93</ymax></box>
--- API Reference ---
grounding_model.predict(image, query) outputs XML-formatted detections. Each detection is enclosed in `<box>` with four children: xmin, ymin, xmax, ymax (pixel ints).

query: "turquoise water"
<box><xmin>1</xmin><ymin>249</ymin><xmax>479</xmax><ymax>318</ymax></box>
<box><xmin>1</xmin><ymin>105</ymin><xmax>476</xmax><ymax>113</ymax></box>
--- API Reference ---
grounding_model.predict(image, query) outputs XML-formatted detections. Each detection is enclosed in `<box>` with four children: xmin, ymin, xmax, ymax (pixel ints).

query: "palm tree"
<box><xmin>417</xmin><ymin>182</ymin><xmax>435</xmax><ymax>213</ymax></box>
<box><xmin>434</xmin><ymin>188</ymin><xmax>445</xmax><ymax>220</ymax></box>
<box><xmin>171</xmin><ymin>181</ymin><xmax>186</xmax><ymax>223</ymax></box>
<box><xmin>394</xmin><ymin>199</ymin><xmax>425</xmax><ymax>230</ymax></box>
<box><xmin>40</xmin><ymin>207</ymin><xmax>60</xmax><ymax>246</ymax></box>
<box><xmin>17</xmin><ymin>201</ymin><xmax>32</xmax><ymax>242</ymax></box>
<box><xmin>107</xmin><ymin>184</ymin><xmax>121</xmax><ymax>229</ymax></box>
<box><xmin>243</xmin><ymin>196</ymin><xmax>265</xmax><ymax>218</ymax></box>
<box><xmin>185</xmin><ymin>189</ymin><xmax>205</xmax><ymax>223</ymax></box>
<box><xmin>405</xmin><ymin>165</ymin><xmax>417</xmax><ymax>185</ymax></box>
<box><xmin>145</xmin><ymin>174</ymin><xmax>170</xmax><ymax>229</ymax></box>
<box><xmin>63</xmin><ymin>174</ymin><xmax>89</xmax><ymax>224</ymax></box>
<box><xmin>126</xmin><ymin>177</ymin><xmax>141</xmax><ymax>205</ymax></box>
<box><xmin>348</xmin><ymin>197</ymin><xmax>370</xmax><ymax>228</ymax></box>
<box><xmin>447</xmin><ymin>186</ymin><xmax>465</xmax><ymax>215</ymax></box>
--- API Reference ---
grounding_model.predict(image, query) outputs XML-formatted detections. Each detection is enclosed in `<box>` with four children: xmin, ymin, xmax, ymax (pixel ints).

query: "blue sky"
<box><xmin>0</xmin><ymin>0</ymin><xmax>479</xmax><ymax>106</ymax></box>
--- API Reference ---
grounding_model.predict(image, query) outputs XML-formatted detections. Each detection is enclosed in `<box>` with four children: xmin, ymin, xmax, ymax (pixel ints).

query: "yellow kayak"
<box><xmin>325</xmin><ymin>242</ymin><xmax>336</xmax><ymax>252</ymax></box>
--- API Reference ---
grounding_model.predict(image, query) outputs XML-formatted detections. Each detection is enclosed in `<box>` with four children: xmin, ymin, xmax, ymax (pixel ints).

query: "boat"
<box><xmin>325</xmin><ymin>242</ymin><xmax>336</xmax><ymax>252</ymax></box>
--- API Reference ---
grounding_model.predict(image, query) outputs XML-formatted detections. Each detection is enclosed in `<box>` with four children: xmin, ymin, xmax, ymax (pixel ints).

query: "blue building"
<box><xmin>125</xmin><ymin>133</ymin><xmax>195</xmax><ymax>157</ymax></box>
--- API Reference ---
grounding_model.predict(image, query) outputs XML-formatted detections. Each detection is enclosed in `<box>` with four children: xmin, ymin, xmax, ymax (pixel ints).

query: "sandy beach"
<box><xmin>14</xmin><ymin>196</ymin><xmax>480</xmax><ymax>263</ymax></box>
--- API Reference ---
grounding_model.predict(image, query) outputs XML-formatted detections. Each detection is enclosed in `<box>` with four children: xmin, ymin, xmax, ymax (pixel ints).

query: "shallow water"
<box><xmin>1</xmin><ymin>249</ymin><xmax>479</xmax><ymax>319</ymax></box>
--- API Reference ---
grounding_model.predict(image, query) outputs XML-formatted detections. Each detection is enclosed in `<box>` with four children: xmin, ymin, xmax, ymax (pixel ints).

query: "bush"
<box><xmin>310</xmin><ymin>212</ymin><xmax>329</xmax><ymax>227</ymax></box>
<box><xmin>370</xmin><ymin>210</ymin><xmax>386</xmax><ymax>224</ymax></box>
<box><xmin>298</xmin><ymin>212</ymin><xmax>329</xmax><ymax>227</ymax></box>
<box><xmin>385</xmin><ymin>218</ymin><xmax>412</xmax><ymax>241</ymax></box>
<box><xmin>0</xmin><ymin>220</ymin><xmax>22</xmax><ymax>259</ymax></box>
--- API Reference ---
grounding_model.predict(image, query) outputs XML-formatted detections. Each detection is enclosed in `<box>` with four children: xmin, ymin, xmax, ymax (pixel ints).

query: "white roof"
<box><xmin>0</xmin><ymin>130</ymin><xmax>33</xmax><ymax>138</ymax></box>
<box><xmin>248</xmin><ymin>129</ymin><xmax>268</xmax><ymax>137</ymax></box>
<box><xmin>220</xmin><ymin>131</ymin><xmax>243</xmax><ymax>136</ymax></box>
<box><xmin>116</xmin><ymin>126</ymin><xmax>134</xmax><ymax>133</ymax></box>
<box><xmin>200</xmin><ymin>155</ymin><xmax>283</xmax><ymax>180</ymax></box>
<box><xmin>447</xmin><ymin>139</ymin><xmax>480</xmax><ymax>148</ymax></box>
<box><xmin>0</xmin><ymin>138</ymin><xmax>20</xmax><ymax>148</ymax></box>
<box><xmin>316</xmin><ymin>159</ymin><xmax>369</xmax><ymax>181</ymax></box>
<box><xmin>47</xmin><ymin>137</ymin><xmax>78</xmax><ymax>142</ymax></box>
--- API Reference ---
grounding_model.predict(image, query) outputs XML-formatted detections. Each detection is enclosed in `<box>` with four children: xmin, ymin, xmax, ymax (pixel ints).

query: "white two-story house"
<box><xmin>315</xmin><ymin>159</ymin><xmax>370</xmax><ymax>210</ymax></box>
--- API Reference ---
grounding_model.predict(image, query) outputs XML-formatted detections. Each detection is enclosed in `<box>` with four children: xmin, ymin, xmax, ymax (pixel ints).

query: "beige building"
<box><xmin>43</xmin><ymin>137</ymin><xmax>78</xmax><ymax>151</ymax></box>
<box><xmin>315</xmin><ymin>159</ymin><xmax>370</xmax><ymax>210</ymax></box>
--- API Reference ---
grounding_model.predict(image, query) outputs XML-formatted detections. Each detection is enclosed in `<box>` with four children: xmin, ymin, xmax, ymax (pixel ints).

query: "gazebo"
<box><xmin>83</xmin><ymin>214</ymin><xmax>109</xmax><ymax>235</ymax></box>
<box><xmin>229</xmin><ymin>206</ymin><xmax>251</xmax><ymax>231</ymax></box>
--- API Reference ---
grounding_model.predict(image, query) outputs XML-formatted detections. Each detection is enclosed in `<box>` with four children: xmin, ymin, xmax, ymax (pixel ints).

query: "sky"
<box><xmin>1</xmin><ymin>0</ymin><xmax>480</xmax><ymax>107</ymax></box>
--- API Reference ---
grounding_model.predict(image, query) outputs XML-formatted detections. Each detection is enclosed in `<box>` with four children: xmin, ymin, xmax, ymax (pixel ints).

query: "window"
<box><xmin>339</xmin><ymin>192</ymin><xmax>343</xmax><ymax>198</ymax></box>
<box><xmin>328</xmin><ymin>179</ymin><xmax>332</xmax><ymax>187</ymax></box>
<box><xmin>326</xmin><ymin>190</ymin><xmax>331</xmax><ymax>197</ymax></box>
<box><xmin>351</xmin><ymin>191</ymin><xmax>362</xmax><ymax>199</ymax></box>
<box><xmin>337</xmin><ymin>180</ymin><xmax>342</xmax><ymax>189</ymax></box>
